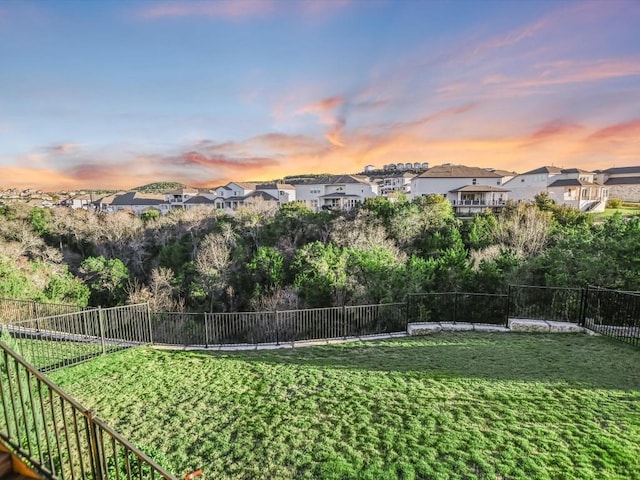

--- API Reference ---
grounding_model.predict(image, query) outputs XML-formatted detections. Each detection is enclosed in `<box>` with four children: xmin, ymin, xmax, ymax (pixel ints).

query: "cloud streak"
<box><xmin>138</xmin><ymin>0</ymin><xmax>275</xmax><ymax>20</ymax></box>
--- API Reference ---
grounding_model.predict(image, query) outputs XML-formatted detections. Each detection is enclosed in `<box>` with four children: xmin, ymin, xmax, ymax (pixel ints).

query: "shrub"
<box><xmin>607</xmin><ymin>198</ymin><xmax>623</xmax><ymax>209</ymax></box>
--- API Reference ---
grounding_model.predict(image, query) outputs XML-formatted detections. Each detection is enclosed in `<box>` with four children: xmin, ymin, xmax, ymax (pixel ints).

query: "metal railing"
<box><xmin>6</xmin><ymin>305</ymin><xmax>151</xmax><ymax>372</ymax></box>
<box><xmin>150</xmin><ymin>303</ymin><xmax>408</xmax><ymax>346</ymax></box>
<box><xmin>508</xmin><ymin>285</ymin><xmax>585</xmax><ymax>323</ymax></box>
<box><xmin>0</xmin><ymin>340</ymin><xmax>177</xmax><ymax>480</ymax></box>
<box><xmin>406</xmin><ymin>292</ymin><xmax>508</xmax><ymax>325</ymax></box>
<box><xmin>4</xmin><ymin>286</ymin><xmax>639</xmax><ymax>372</ymax></box>
<box><xmin>0</xmin><ymin>298</ymin><xmax>82</xmax><ymax>325</ymax></box>
<box><xmin>583</xmin><ymin>287</ymin><xmax>640</xmax><ymax>347</ymax></box>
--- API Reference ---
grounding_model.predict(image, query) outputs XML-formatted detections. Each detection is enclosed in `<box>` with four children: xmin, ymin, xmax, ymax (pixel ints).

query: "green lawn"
<box><xmin>49</xmin><ymin>333</ymin><xmax>640</xmax><ymax>480</ymax></box>
<box><xmin>593</xmin><ymin>204</ymin><xmax>640</xmax><ymax>220</ymax></box>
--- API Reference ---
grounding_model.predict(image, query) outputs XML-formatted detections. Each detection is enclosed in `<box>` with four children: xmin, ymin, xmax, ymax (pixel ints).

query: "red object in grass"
<box><xmin>184</xmin><ymin>469</ymin><xmax>203</xmax><ymax>480</ymax></box>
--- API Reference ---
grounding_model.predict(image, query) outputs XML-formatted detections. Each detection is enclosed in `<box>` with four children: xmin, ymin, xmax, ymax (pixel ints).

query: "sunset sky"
<box><xmin>1</xmin><ymin>0</ymin><xmax>639</xmax><ymax>190</ymax></box>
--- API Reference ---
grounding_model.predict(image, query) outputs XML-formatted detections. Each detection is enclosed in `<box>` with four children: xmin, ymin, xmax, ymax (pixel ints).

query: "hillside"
<box><xmin>132</xmin><ymin>182</ymin><xmax>189</xmax><ymax>193</ymax></box>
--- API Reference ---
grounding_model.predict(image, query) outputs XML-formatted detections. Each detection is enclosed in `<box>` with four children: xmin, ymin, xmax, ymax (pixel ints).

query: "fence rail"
<box><xmin>0</xmin><ymin>340</ymin><xmax>177</xmax><ymax>480</ymax></box>
<box><xmin>2</xmin><ymin>285</ymin><xmax>638</xmax><ymax>373</ymax></box>
<box><xmin>406</xmin><ymin>292</ymin><xmax>508</xmax><ymax>325</ymax></box>
<box><xmin>583</xmin><ymin>287</ymin><xmax>640</xmax><ymax>347</ymax></box>
<box><xmin>508</xmin><ymin>285</ymin><xmax>585</xmax><ymax>323</ymax></box>
<box><xmin>0</xmin><ymin>298</ymin><xmax>82</xmax><ymax>325</ymax></box>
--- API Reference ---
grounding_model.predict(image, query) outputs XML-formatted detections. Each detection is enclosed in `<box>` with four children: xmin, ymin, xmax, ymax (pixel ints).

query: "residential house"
<box><xmin>504</xmin><ymin>166</ymin><xmax>608</xmax><ymax>212</ymax></box>
<box><xmin>293</xmin><ymin>175</ymin><xmax>378</xmax><ymax>211</ymax></box>
<box><xmin>183</xmin><ymin>194</ymin><xmax>217</xmax><ymax>210</ymax></box>
<box><xmin>255</xmin><ymin>183</ymin><xmax>296</xmax><ymax>204</ymax></box>
<box><xmin>165</xmin><ymin>188</ymin><xmax>199</xmax><ymax>209</ymax></box>
<box><xmin>103</xmin><ymin>192</ymin><xmax>170</xmax><ymax>215</ymax></box>
<box><xmin>594</xmin><ymin>166</ymin><xmax>640</xmax><ymax>203</ymax></box>
<box><xmin>378</xmin><ymin>173</ymin><xmax>415</xmax><ymax>197</ymax></box>
<box><xmin>410</xmin><ymin>164</ymin><xmax>515</xmax><ymax>214</ymax></box>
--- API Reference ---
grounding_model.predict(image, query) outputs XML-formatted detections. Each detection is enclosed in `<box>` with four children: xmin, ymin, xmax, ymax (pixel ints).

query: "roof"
<box><xmin>548</xmin><ymin>179</ymin><xmax>601</xmax><ymax>188</ymax></box>
<box><xmin>561</xmin><ymin>168</ymin><xmax>593</xmax><ymax>174</ymax></box>
<box><xmin>602</xmin><ymin>166</ymin><xmax>640</xmax><ymax>175</ymax></box>
<box><xmin>604</xmin><ymin>176</ymin><xmax>640</xmax><ymax>186</ymax></box>
<box><xmin>256</xmin><ymin>183</ymin><xmax>296</xmax><ymax>190</ymax></box>
<box><xmin>449</xmin><ymin>185</ymin><xmax>510</xmax><ymax>193</ymax></box>
<box><xmin>167</xmin><ymin>188</ymin><xmax>199</xmax><ymax>195</ymax></box>
<box><xmin>417</xmin><ymin>164</ymin><xmax>506</xmax><ymax>178</ymax></box>
<box><xmin>184</xmin><ymin>195</ymin><xmax>217</xmax><ymax>204</ymax></box>
<box><xmin>110</xmin><ymin>192</ymin><xmax>166</xmax><ymax>206</ymax></box>
<box><xmin>229</xmin><ymin>182</ymin><xmax>258</xmax><ymax>190</ymax></box>
<box><xmin>520</xmin><ymin>166</ymin><xmax>563</xmax><ymax>175</ymax></box>
<box><xmin>244</xmin><ymin>191</ymin><xmax>279</xmax><ymax>201</ymax></box>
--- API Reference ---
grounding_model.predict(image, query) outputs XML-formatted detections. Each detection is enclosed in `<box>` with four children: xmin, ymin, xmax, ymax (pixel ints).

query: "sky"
<box><xmin>1</xmin><ymin>0</ymin><xmax>639</xmax><ymax>190</ymax></box>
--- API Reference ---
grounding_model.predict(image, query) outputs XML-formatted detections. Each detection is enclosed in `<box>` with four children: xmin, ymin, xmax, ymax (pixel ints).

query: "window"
<box><xmin>472</xmin><ymin>178</ymin><xmax>477</xmax><ymax>185</ymax></box>
<box><xmin>310</xmin><ymin>200</ymin><xmax>318</xmax><ymax>208</ymax></box>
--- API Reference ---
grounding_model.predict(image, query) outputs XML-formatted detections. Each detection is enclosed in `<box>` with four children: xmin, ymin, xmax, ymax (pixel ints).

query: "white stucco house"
<box><xmin>594</xmin><ymin>166</ymin><xmax>640</xmax><ymax>203</ymax></box>
<box><xmin>504</xmin><ymin>166</ymin><xmax>608</xmax><ymax>212</ymax></box>
<box><xmin>378</xmin><ymin>173</ymin><xmax>415</xmax><ymax>197</ymax></box>
<box><xmin>410</xmin><ymin>164</ymin><xmax>516</xmax><ymax>214</ymax></box>
<box><xmin>293</xmin><ymin>175</ymin><xmax>378</xmax><ymax>211</ymax></box>
<box><xmin>165</xmin><ymin>188</ymin><xmax>199</xmax><ymax>209</ymax></box>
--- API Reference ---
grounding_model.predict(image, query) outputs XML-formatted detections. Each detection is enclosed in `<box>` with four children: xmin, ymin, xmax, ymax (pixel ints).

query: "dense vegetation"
<box><xmin>49</xmin><ymin>333</ymin><xmax>640</xmax><ymax>479</ymax></box>
<box><xmin>0</xmin><ymin>195</ymin><xmax>638</xmax><ymax>311</ymax></box>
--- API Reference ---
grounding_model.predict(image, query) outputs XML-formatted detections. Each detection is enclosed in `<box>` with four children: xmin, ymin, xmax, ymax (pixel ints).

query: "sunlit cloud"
<box><xmin>589</xmin><ymin>118</ymin><xmax>640</xmax><ymax>141</ymax></box>
<box><xmin>511</xmin><ymin>59</ymin><xmax>640</xmax><ymax>88</ymax></box>
<box><xmin>137</xmin><ymin>0</ymin><xmax>275</xmax><ymax>20</ymax></box>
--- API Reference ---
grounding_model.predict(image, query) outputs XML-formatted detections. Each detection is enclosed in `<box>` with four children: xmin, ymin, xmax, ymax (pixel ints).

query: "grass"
<box><xmin>48</xmin><ymin>333</ymin><xmax>640</xmax><ymax>480</ymax></box>
<box><xmin>593</xmin><ymin>204</ymin><xmax>640</xmax><ymax>220</ymax></box>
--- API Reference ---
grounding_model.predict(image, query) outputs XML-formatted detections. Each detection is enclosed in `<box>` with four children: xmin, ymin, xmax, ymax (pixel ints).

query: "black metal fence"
<box><xmin>583</xmin><ymin>287</ymin><xmax>640</xmax><ymax>347</ymax></box>
<box><xmin>3</xmin><ymin>285</ymin><xmax>640</xmax><ymax>371</ymax></box>
<box><xmin>406</xmin><ymin>292</ymin><xmax>508</xmax><ymax>325</ymax></box>
<box><xmin>150</xmin><ymin>303</ymin><xmax>408</xmax><ymax>346</ymax></box>
<box><xmin>0</xmin><ymin>340</ymin><xmax>177</xmax><ymax>480</ymax></box>
<box><xmin>5</xmin><ymin>304</ymin><xmax>150</xmax><ymax>371</ymax></box>
<box><xmin>0</xmin><ymin>298</ymin><xmax>82</xmax><ymax>324</ymax></box>
<box><xmin>508</xmin><ymin>285</ymin><xmax>585</xmax><ymax>323</ymax></box>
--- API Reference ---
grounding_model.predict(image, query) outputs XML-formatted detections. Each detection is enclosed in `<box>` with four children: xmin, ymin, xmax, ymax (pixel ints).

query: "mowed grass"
<box><xmin>49</xmin><ymin>333</ymin><xmax>640</xmax><ymax>480</ymax></box>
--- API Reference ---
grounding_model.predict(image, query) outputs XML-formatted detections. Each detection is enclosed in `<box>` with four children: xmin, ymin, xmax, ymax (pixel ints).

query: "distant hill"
<box><xmin>132</xmin><ymin>182</ymin><xmax>189</xmax><ymax>193</ymax></box>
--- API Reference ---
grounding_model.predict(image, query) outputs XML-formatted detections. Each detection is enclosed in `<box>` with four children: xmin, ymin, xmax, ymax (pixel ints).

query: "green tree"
<box><xmin>80</xmin><ymin>256</ymin><xmax>130</xmax><ymax>306</ymax></box>
<box><xmin>293</xmin><ymin>242</ymin><xmax>351</xmax><ymax>307</ymax></box>
<box><xmin>29</xmin><ymin>207</ymin><xmax>51</xmax><ymax>235</ymax></box>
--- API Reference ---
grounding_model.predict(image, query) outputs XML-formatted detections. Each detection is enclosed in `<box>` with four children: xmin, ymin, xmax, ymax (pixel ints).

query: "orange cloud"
<box><xmin>589</xmin><ymin>118</ymin><xmax>640</xmax><ymax>141</ymax></box>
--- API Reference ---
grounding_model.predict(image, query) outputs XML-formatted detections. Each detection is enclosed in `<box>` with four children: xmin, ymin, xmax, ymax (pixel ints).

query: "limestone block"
<box><xmin>407</xmin><ymin>322</ymin><xmax>442</xmax><ymax>335</ymax></box>
<box><xmin>440</xmin><ymin>322</ymin><xmax>474</xmax><ymax>331</ymax></box>
<box><xmin>546</xmin><ymin>321</ymin><xmax>584</xmax><ymax>333</ymax></box>
<box><xmin>473</xmin><ymin>324</ymin><xmax>510</xmax><ymax>333</ymax></box>
<box><xmin>508</xmin><ymin>319</ymin><xmax>550</xmax><ymax>332</ymax></box>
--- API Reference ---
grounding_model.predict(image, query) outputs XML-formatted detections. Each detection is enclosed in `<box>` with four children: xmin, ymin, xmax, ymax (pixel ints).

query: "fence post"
<box><xmin>204</xmin><ymin>314</ymin><xmax>210</xmax><ymax>348</ymax></box>
<box><xmin>343</xmin><ymin>305</ymin><xmax>348</xmax><ymax>339</ymax></box>
<box><xmin>405</xmin><ymin>295</ymin><xmax>411</xmax><ymax>326</ymax></box>
<box><xmin>86</xmin><ymin>410</ymin><xmax>104</xmax><ymax>480</ymax></box>
<box><xmin>453</xmin><ymin>292</ymin><xmax>458</xmax><ymax>324</ymax></box>
<box><xmin>506</xmin><ymin>285</ymin><xmax>512</xmax><ymax>326</ymax></box>
<box><xmin>146</xmin><ymin>303</ymin><xmax>154</xmax><ymax>345</ymax></box>
<box><xmin>274</xmin><ymin>310</ymin><xmax>279</xmax><ymax>345</ymax></box>
<box><xmin>97</xmin><ymin>307</ymin><xmax>106</xmax><ymax>356</ymax></box>
<box><xmin>579</xmin><ymin>286</ymin><xmax>589</xmax><ymax>327</ymax></box>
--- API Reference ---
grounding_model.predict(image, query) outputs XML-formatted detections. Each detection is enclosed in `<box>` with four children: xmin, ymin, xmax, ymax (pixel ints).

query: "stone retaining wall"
<box><xmin>408</xmin><ymin>319</ymin><xmax>585</xmax><ymax>336</ymax></box>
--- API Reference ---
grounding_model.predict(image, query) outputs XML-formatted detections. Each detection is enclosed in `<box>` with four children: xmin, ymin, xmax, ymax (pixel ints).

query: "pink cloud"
<box><xmin>589</xmin><ymin>118</ymin><xmax>640</xmax><ymax>141</ymax></box>
<box><xmin>138</xmin><ymin>0</ymin><xmax>275</xmax><ymax>19</ymax></box>
<box><xmin>509</xmin><ymin>59</ymin><xmax>640</xmax><ymax>89</ymax></box>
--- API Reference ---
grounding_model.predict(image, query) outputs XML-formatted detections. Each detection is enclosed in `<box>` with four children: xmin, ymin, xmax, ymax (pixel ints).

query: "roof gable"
<box><xmin>417</xmin><ymin>164</ymin><xmax>505</xmax><ymax>178</ymax></box>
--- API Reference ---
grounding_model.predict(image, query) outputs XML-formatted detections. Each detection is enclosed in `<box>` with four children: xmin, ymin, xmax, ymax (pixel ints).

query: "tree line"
<box><xmin>0</xmin><ymin>194</ymin><xmax>638</xmax><ymax>312</ymax></box>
